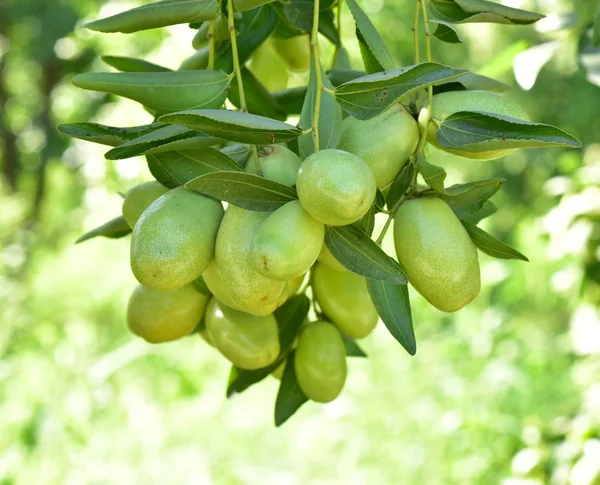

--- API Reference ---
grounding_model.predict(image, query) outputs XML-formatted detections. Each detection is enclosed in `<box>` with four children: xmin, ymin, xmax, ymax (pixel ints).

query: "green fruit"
<box><xmin>202</xmin><ymin>260</ymin><xmax>246</xmax><ymax>312</ymax></box>
<box><xmin>215</xmin><ymin>206</ymin><xmax>287</xmax><ymax>315</ymax></box>
<box><xmin>179</xmin><ymin>46</ymin><xmax>209</xmax><ymax>71</ymax></box>
<box><xmin>192</xmin><ymin>15</ymin><xmax>229</xmax><ymax>49</ymax></box>
<box><xmin>428</xmin><ymin>90</ymin><xmax>529</xmax><ymax>160</ymax></box>
<box><xmin>338</xmin><ymin>104</ymin><xmax>419</xmax><ymax>189</ymax></box>
<box><xmin>294</xmin><ymin>321</ymin><xmax>347</xmax><ymax>403</ymax></box>
<box><xmin>122</xmin><ymin>181</ymin><xmax>168</xmax><ymax>228</ymax></box>
<box><xmin>130</xmin><ymin>187</ymin><xmax>224</xmax><ymax>291</ymax></box>
<box><xmin>205</xmin><ymin>298</ymin><xmax>280</xmax><ymax>370</ymax></box>
<box><xmin>393</xmin><ymin>197</ymin><xmax>481</xmax><ymax>312</ymax></box>
<box><xmin>245</xmin><ymin>144</ymin><xmax>301</xmax><ymax>186</ymax></box>
<box><xmin>296</xmin><ymin>149</ymin><xmax>377</xmax><ymax>226</ymax></box>
<box><xmin>312</xmin><ymin>263</ymin><xmax>378</xmax><ymax>339</ymax></box>
<box><xmin>317</xmin><ymin>244</ymin><xmax>348</xmax><ymax>272</ymax></box>
<box><xmin>249</xmin><ymin>40</ymin><xmax>289</xmax><ymax>92</ymax></box>
<box><xmin>272</xmin><ymin>35</ymin><xmax>311</xmax><ymax>72</ymax></box>
<box><xmin>250</xmin><ymin>201</ymin><xmax>324</xmax><ymax>281</ymax></box>
<box><xmin>127</xmin><ymin>284</ymin><xmax>208</xmax><ymax>343</ymax></box>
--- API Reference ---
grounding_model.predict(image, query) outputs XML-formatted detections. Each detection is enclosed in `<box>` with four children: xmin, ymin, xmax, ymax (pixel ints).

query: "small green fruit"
<box><xmin>317</xmin><ymin>243</ymin><xmax>348</xmax><ymax>272</ymax></box>
<box><xmin>130</xmin><ymin>187</ymin><xmax>224</xmax><ymax>291</ymax></box>
<box><xmin>393</xmin><ymin>197</ymin><xmax>481</xmax><ymax>312</ymax></box>
<box><xmin>272</xmin><ymin>35</ymin><xmax>311</xmax><ymax>72</ymax></box>
<box><xmin>127</xmin><ymin>284</ymin><xmax>208</xmax><ymax>343</ymax></box>
<box><xmin>122</xmin><ymin>181</ymin><xmax>168</xmax><ymax>228</ymax></box>
<box><xmin>249</xmin><ymin>40</ymin><xmax>289</xmax><ymax>92</ymax></box>
<box><xmin>294</xmin><ymin>321</ymin><xmax>347</xmax><ymax>403</ymax></box>
<box><xmin>245</xmin><ymin>144</ymin><xmax>301</xmax><ymax>186</ymax></box>
<box><xmin>296</xmin><ymin>149</ymin><xmax>376</xmax><ymax>226</ymax></box>
<box><xmin>205</xmin><ymin>298</ymin><xmax>280</xmax><ymax>370</ymax></box>
<box><xmin>312</xmin><ymin>263</ymin><xmax>378</xmax><ymax>339</ymax></box>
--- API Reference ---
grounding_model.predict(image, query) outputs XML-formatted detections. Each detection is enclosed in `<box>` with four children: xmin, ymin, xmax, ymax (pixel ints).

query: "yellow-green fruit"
<box><xmin>428</xmin><ymin>90</ymin><xmax>529</xmax><ymax>160</ymax></box>
<box><xmin>246</xmin><ymin>145</ymin><xmax>301</xmax><ymax>186</ymax></box>
<box><xmin>294</xmin><ymin>321</ymin><xmax>347</xmax><ymax>403</ymax></box>
<box><xmin>296</xmin><ymin>149</ymin><xmax>377</xmax><ymax>226</ymax></box>
<box><xmin>338</xmin><ymin>104</ymin><xmax>419</xmax><ymax>189</ymax></box>
<box><xmin>272</xmin><ymin>35</ymin><xmax>311</xmax><ymax>72</ymax></box>
<box><xmin>249</xmin><ymin>40</ymin><xmax>289</xmax><ymax>92</ymax></box>
<box><xmin>202</xmin><ymin>260</ymin><xmax>247</xmax><ymax>312</ymax></box>
<box><xmin>312</xmin><ymin>263</ymin><xmax>378</xmax><ymax>339</ymax></box>
<box><xmin>215</xmin><ymin>206</ymin><xmax>287</xmax><ymax>315</ymax></box>
<box><xmin>127</xmin><ymin>284</ymin><xmax>208</xmax><ymax>343</ymax></box>
<box><xmin>393</xmin><ymin>197</ymin><xmax>480</xmax><ymax>312</ymax></box>
<box><xmin>130</xmin><ymin>187</ymin><xmax>224</xmax><ymax>291</ymax></box>
<box><xmin>317</xmin><ymin>244</ymin><xmax>348</xmax><ymax>272</ymax></box>
<box><xmin>205</xmin><ymin>298</ymin><xmax>280</xmax><ymax>370</ymax></box>
<box><xmin>250</xmin><ymin>201</ymin><xmax>324</xmax><ymax>281</ymax></box>
<box><xmin>122</xmin><ymin>181</ymin><xmax>168</xmax><ymax>228</ymax></box>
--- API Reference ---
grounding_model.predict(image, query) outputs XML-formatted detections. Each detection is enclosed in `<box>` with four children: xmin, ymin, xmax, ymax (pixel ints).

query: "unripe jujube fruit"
<box><xmin>130</xmin><ymin>187</ymin><xmax>224</xmax><ymax>291</ymax></box>
<box><xmin>296</xmin><ymin>149</ymin><xmax>377</xmax><ymax>226</ymax></box>
<box><xmin>338</xmin><ymin>104</ymin><xmax>419</xmax><ymax>189</ymax></box>
<box><xmin>122</xmin><ymin>181</ymin><xmax>168</xmax><ymax>228</ymax></box>
<box><xmin>393</xmin><ymin>197</ymin><xmax>481</xmax><ymax>312</ymax></box>
<box><xmin>245</xmin><ymin>144</ymin><xmax>301</xmax><ymax>186</ymax></box>
<box><xmin>294</xmin><ymin>321</ymin><xmax>347</xmax><ymax>403</ymax></box>
<box><xmin>127</xmin><ymin>284</ymin><xmax>208</xmax><ymax>343</ymax></box>
<box><xmin>250</xmin><ymin>201</ymin><xmax>324</xmax><ymax>281</ymax></box>
<box><xmin>249</xmin><ymin>39</ymin><xmax>288</xmax><ymax>92</ymax></box>
<box><xmin>205</xmin><ymin>298</ymin><xmax>280</xmax><ymax>370</ymax></box>
<box><xmin>312</xmin><ymin>263</ymin><xmax>378</xmax><ymax>339</ymax></box>
<box><xmin>272</xmin><ymin>35</ymin><xmax>311</xmax><ymax>72</ymax></box>
<box><xmin>317</xmin><ymin>244</ymin><xmax>348</xmax><ymax>272</ymax></box>
<box><xmin>202</xmin><ymin>260</ymin><xmax>247</xmax><ymax>312</ymax></box>
<box><xmin>428</xmin><ymin>90</ymin><xmax>529</xmax><ymax>160</ymax></box>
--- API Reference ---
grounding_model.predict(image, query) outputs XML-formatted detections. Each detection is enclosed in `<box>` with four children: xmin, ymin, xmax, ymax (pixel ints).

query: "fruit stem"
<box><xmin>375</xmin><ymin>214</ymin><xmax>393</xmax><ymax>245</ymax></box>
<box><xmin>412</xmin><ymin>0</ymin><xmax>420</xmax><ymax>64</ymax></box>
<box><xmin>333</xmin><ymin>1</ymin><xmax>342</xmax><ymax>67</ymax></box>
<box><xmin>311</xmin><ymin>0</ymin><xmax>323</xmax><ymax>152</ymax></box>
<box><xmin>208</xmin><ymin>19</ymin><xmax>215</xmax><ymax>70</ymax></box>
<box><xmin>420</xmin><ymin>0</ymin><xmax>433</xmax><ymax>111</ymax></box>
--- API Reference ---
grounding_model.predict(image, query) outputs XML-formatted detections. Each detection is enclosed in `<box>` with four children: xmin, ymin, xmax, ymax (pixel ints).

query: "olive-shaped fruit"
<box><xmin>130</xmin><ymin>187</ymin><xmax>224</xmax><ymax>291</ymax></box>
<box><xmin>122</xmin><ymin>181</ymin><xmax>168</xmax><ymax>228</ymax></box>
<box><xmin>205</xmin><ymin>298</ymin><xmax>280</xmax><ymax>370</ymax></box>
<box><xmin>393</xmin><ymin>197</ymin><xmax>481</xmax><ymax>312</ymax></box>
<box><xmin>202</xmin><ymin>260</ymin><xmax>247</xmax><ymax>312</ymax></box>
<box><xmin>296</xmin><ymin>149</ymin><xmax>377</xmax><ymax>226</ymax></box>
<box><xmin>127</xmin><ymin>284</ymin><xmax>208</xmax><ymax>343</ymax></box>
<box><xmin>338</xmin><ymin>104</ymin><xmax>419</xmax><ymax>189</ymax></box>
<box><xmin>317</xmin><ymin>243</ymin><xmax>348</xmax><ymax>272</ymax></box>
<box><xmin>245</xmin><ymin>145</ymin><xmax>301</xmax><ymax>186</ymax></box>
<box><xmin>294</xmin><ymin>321</ymin><xmax>347</xmax><ymax>403</ymax></box>
<box><xmin>312</xmin><ymin>263</ymin><xmax>378</xmax><ymax>339</ymax></box>
<box><xmin>428</xmin><ymin>90</ymin><xmax>529</xmax><ymax>160</ymax></box>
<box><xmin>215</xmin><ymin>206</ymin><xmax>287</xmax><ymax>315</ymax></box>
<box><xmin>249</xmin><ymin>40</ymin><xmax>289</xmax><ymax>92</ymax></box>
<box><xmin>250</xmin><ymin>201</ymin><xmax>324</xmax><ymax>281</ymax></box>
<box><xmin>272</xmin><ymin>35</ymin><xmax>311</xmax><ymax>72</ymax></box>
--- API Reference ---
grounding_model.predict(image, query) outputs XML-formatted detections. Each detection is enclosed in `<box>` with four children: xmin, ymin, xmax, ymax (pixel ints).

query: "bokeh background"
<box><xmin>1</xmin><ymin>0</ymin><xmax>600</xmax><ymax>483</ymax></box>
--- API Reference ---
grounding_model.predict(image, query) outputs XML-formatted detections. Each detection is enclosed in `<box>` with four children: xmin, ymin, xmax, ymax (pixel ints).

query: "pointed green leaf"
<box><xmin>429</xmin><ymin>19</ymin><xmax>463</xmax><ymax>43</ymax></box>
<box><xmin>417</xmin><ymin>155</ymin><xmax>446</xmax><ymax>192</ymax></box>
<box><xmin>275</xmin><ymin>353</ymin><xmax>308</xmax><ymax>427</ymax></box>
<box><xmin>429</xmin><ymin>0</ymin><xmax>544</xmax><ymax>25</ymax></box>
<box><xmin>333</xmin><ymin>47</ymin><xmax>353</xmax><ymax>70</ymax></box>
<box><xmin>220</xmin><ymin>144</ymin><xmax>251</xmax><ymax>165</ymax></box>
<box><xmin>328</xmin><ymin>69</ymin><xmax>366</xmax><ymax>86</ymax></box>
<box><xmin>75</xmin><ymin>216</ymin><xmax>131</xmax><ymax>244</ymax></box>
<box><xmin>234</xmin><ymin>0</ymin><xmax>276</xmax><ymax>12</ymax></box>
<box><xmin>229</xmin><ymin>67</ymin><xmax>287</xmax><ymax>121</ymax></box>
<box><xmin>433</xmin><ymin>72</ymin><xmax>511</xmax><ymax>94</ymax></box>
<box><xmin>462</xmin><ymin>200</ymin><xmax>497</xmax><ymax>224</ymax></box>
<box><xmin>343</xmin><ymin>336</ymin><xmax>368</xmax><ymax>357</ymax></box>
<box><xmin>428</xmin><ymin>179</ymin><xmax>503</xmax><ymax>219</ymax></box>
<box><xmin>57</xmin><ymin>122</ymin><xmax>160</xmax><ymax>147</ymax></box>
<box><xmin>386</xmin><ymin>162</ymin><xmax>417</xmax><ymax>209</ymax></box>
<box><xmin>462</xmin><ymin>221</ymin><xmax>528</xmax><ymax>261</ymax></box>
<box><xmin>102</xmin><ymin>56</ymin><xmax>172</xmax><ymax>72</ymax></box>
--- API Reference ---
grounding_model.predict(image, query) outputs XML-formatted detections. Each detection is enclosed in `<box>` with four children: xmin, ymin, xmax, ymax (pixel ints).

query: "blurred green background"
<box><xmin>1</xmin><ymin>0</ymin><xmax>600</xmax><ymax>483</ymax></box>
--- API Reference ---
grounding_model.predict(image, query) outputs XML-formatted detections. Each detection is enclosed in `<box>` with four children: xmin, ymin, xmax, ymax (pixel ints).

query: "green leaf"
<box><xmin>328</xmin><ymin>69</ymin><xmax>366</xmax><ymax>86</ymax></box>
<box><xmin>462</xmin><ymin>200</ymin><xmax>497</xmax><ymax>224</ymax></box>
<box><xmin>57</xmin><ymin>122</ymin><xmax>160</xmax><ymax>147</ymax></box>
<box><xmin>228</xmin><ymin>67</ymin><xmax>287</xmax><ymax>121</ymax></box>
<box><xmin>436</xmin><ymin>111</ymin><xmax>582</xmax><ymax>152</ymax></box>
<box><xmin>324</xmin><ymin>225</ymin><xmax>408</xmax><ymax>284</ymax></box>
<box><xmin>185</xmin><ymin>171</ymin><xmax>298</xmax><ymax>211</ymax></box>
<box><xmin>334</xmin><ymin>62</ymin><xmax>467</xmax><ymax>120</ymax></box>
<box><xmin>274</xmin><ymin>352</ymin><xmax>308</xmax><ymax>427</ymax></box>
<box><xmin>83</xmin><ymin>0</ymin><xmax>219</xmax><ymax>33</ymax></box>
<box><xmin>146</xmin><ymin>148</ymin><xmax>244</xmax><ymax>188</ymax></box>
<box><xmin>72</xmin><ymin>70</ymin><xmax>229</xmax><ymax>115</ymax></box>
<box><xmin>594</xmin><ymin>5</ymin><xmax>600</xmax><ymax>47</ymax></box>
<box><xmin>333</xmin><ymin>47</ymin><xmax>353</xmax><ymax>70</ymax></box>
<box><xmin>281</xmin><ymin>0</ymin><xmax>336</xmax><ymax>32</ymax></box>
<box><xmin>429</xmin><ymin>19</ymin><xmax>463</xmax><ymax>43</ymax></box>
<box><xmin>346</xmin><ymin>0</ymin><xmax>395</xmax><ymax>72</ymax></box>
<box><xmin>75</xmin><ymin>216</ymin><xmax>131</xmax><ymax>244</ymax></box>
<box><xmin>220</xmin><ymin>144</ymin><xmax>251</xmax><ymax>165</ymax></box>
<box><xmin>191</xmin><ymin>275</ymin><xmax>211</xmax><ymax>295</ymax></box>
<box><xmin>428</xmin><ymin>179</ymin><xmax>503</xmax><ymax>219</ymax></box>
<box><xmin>417</xmin><ymin>155</ymin><xmax>446</xmax><ymax>192</ymax></box>
<box><xmin>159</xmin><ymin>109</ymin><xmax>303</xmax><ymax>144</ymax></box>
<box><xmin>234</xmin><ymin>0</ymin><xmax>276</xmax><ymax>12</ymax></box>
<box><xmin>272</xmin><ymin>87</ymin><xmax>307</xmax><ymax>115</ymax></box>
<box><xmin>343</xmin><ymin>336</ymin><xmax>368</xmax><ymax>357</ymax></box>
<box><xmin>366</xmin><ymin>279</ymin><xmax>416</xmax><ymax>356</ymax></box>
<box><xmin>462</xmin><ymin>221</ymin><xmax>528</xmax><ymax>261</ymax></box>
<box><xmin>298</xmin><ymin>56</ymin><xmax>342</xmax><ymax>157</ymax></box>
<box><xmin>433</xmin><ymin>72</ymin><xmax>511</xmax><ymax>94</ymax></box>
<box><xmin>386</xmin><ymin>162</ymin><xmax>417</xmax><ymax>210</ymax></box>
<box><xmin>429</xmin><ymin>0</ymin><xmax>544</xmax><ymax>25</ymax></box>
<box><xmin>319</xmin><ymin>9</ymin><xmax>340</xmax><ymax>46</ymax></box>
<box><xmin>102</xmin><ymin>55</ymin><xmax>172</xmax><ymax>72</ymax></box>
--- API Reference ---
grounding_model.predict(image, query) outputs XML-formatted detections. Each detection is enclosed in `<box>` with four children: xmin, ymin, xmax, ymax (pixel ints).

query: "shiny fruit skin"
<box><xmin>296</xmin><ymin>149</ymin><xmax>377</xmax><ymax>226</ymax></box>
<box><xmin>338</xmin><ymin>104</ymin><xmax>419</xmax><ymax>189</ymax></box>
<box><xmin>294</xmin><ymin>321</ymin><xmax>347</xmax><ymax>403</ymax></box>
<box><xmin>130</xmin><ymin>187</ymin><xmax>224</xmax><ymax>291</ymax></box>
<box><xmin>393</xmin><ymin>197</ymin><xmax>481</xmax><ymax>312</ymax></box>
<box><xmin>122</xmin><ymin>181</ymin><xmax>168</xmax><ymax>228</ymax></box>
<box><xmin>249</xmin><ymin>40</ymin><xmax>288</xmax><ymax>92</ymax></box>
<box><xmin>312</xmin><ymin>263</ymin><xmax>378</xmax><ymax>339</ymax></box>
<box><xmin>250</xmin><ymin>201</ymin><xmax>324</xmax><ymax>281</ymax></box>
<box><xmin>317</xmin><ymin>243</ymin><xmax>348</xmax><ymax>272</ymax></box>
<box><xmin>205</xmin><ymin>298</ymin><xmax>280</xmax><ymax>370</ymax></box>
<box><xmin>127</xmin><ymin>284</ymin><xmax>208</xmax><ymax>343</ymax></box>
<box><xmin>272</xmin><ymin>35</ymin><xmax>311</xmax><ymax>72</ymax></box>
<box><xmin>245</xmin><ymin>144</ymin><xmax>301</xmax><ymax>186</ymax></box>
<box><xmin>202</xmin><ymin>260</ymin><xmax>248</xmax><ymax>312</ymax></box>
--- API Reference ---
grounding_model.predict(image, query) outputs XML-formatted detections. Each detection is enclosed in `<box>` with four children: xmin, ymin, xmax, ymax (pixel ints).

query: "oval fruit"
<box><xmin>272</xmin><ymin>35</ymin><xmax>311</xmax><ymax>72</ymax></box>
<box><xmin>428</xmin><ymin>90</ymin><xmax>529</xmax><ymax>160</ymax></box>
<box><xmin>122</xmin><ymin>181</ymin><xmax>168</xmax><ymax>228</ymax></box>
<box><xmin>245</xmin><ymin>144</ymin><xmax>301</xmax><ymax>186</ymax></box>
<box><xmin>393</xmin><ymin>197</ymin><xmax>481</xmax><ymax>312</ymax></box>
<box><xmin>294</xmin><ymin>321</ymin><xmax>347</xmax><ymax>403</ymax></box>
<box><xmin>249</xmin><ymin>40</ymin><xmax>289</xmax><ymax>92</ymax></box>
<box><xmin>296</xmin><ymin>149</ymin><xmax>376</xmax><ymax>226</ymax></box>
<box><xmin>338</xmin><ymin>104</ymin><xmax>419</xmax><ymax>189</ymax></box>
<box><xmin>127</xmin><ymin>284</ymin><xmax>208</xmax><ymax>343</ymax></box>
<box><xmin>130</xmin><ymin>187</ymin><xmax>224</xmax><ymax>291</ymax></box>
<box><xmin>205</xmin><ymin>298</ymin><xmax>280</xmax><ymax>370</ymax></box>
<box><xmin>312</xmin><ymin>263</ymin><xmax>378</xmax><ymax>339</ymax></box>
<box><xmin>202</xmin><ymin>260</ymin><xmax>247</xmax><ymax>312</ymax></box>
<box><xmin>317</xmin><ymin>243</ymin><xmax>348</xmax><ymax>272</ymax></box>
<box><xmin>250</xmin><ymin>201</ymin><xmax>324</xmax><ymax>281</ymax></box>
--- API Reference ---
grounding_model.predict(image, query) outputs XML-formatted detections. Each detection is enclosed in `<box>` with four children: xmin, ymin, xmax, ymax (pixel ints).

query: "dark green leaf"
<box><xmin>319</xmin><ymin>9</ymin><xmax>340</xmax><ymax>46</ymax></box>
<box><xmin>75</xmin><ymin>216</ymin><xmax>131</xmax><ymax>244</ymax></box>
<box><xmin>234</xmin><ymin>0</ymin><xmax>276</xmax><ymax>12</ymax></box>
<box><xmin>594</xmin><ymin>5</ymin><xmax>600</xmax><ymax>47</ymax></box>
<box><xmin>462</xmin><ymin>221</ymin><xmax>528</xmax><ymax>261</ymax></box>
<box><xmin>272</xmin><ymin>87</ymin><xmax>307</xmax><ymax>115</ymax></box>
<box><xmin>429</xmin><ymin>19</ymin><xmax>463</xmax><ymax>43</ymax></box>
<box><xmin>462</xmin><ymin>200</ymin><xmax>497</xmax><ymax>224</ymax></box>
<box><xmin>275</xmin><ymin>353</ymin><xmax>308</xmax><ymax>427</ymax></box>
<box><xmin>343</xmin><ymin>336</ymin><xmax>368</xmax><ymax>357</ymax></box>
<box><xmin>428</xmin><ymin>179</ymin><xmax>503</xmax><ymax>219</ymax></box>
<box><xmin>433</xmin><ymin>72</ymin><xmax>511</xmax><ymax>94</ymax></box>
<box><xmin>191</xmin><ymin>275</ymin><xmax>211</xmax><ymax>295</ymax></box>
<box><xmin>102</xmin><ymin>55</ymin><xmax>172</xmax><ymax>72</ymax></box>
<box><xmin>220</xmin><ymin>144</ymin><xmax>251</xmax><ymax>165</ymax></box>
<box><xmin>57</xmin><ymin>122</ymin><xmax>161</xmax><ymax>147</ymax></box>
<box><xmin>229</xmin><ymin>67</ymin><xmax>287</xmax><ymax>121</ymax></box>
<box><xmin>281</xmin><ymin>0</ymin><xmax>336</xmax><ymax>32</ymax></box>
<box><xmin>325</xmin><ymin>225</ymin><xmax>408</xmax><ymax>284</ymax></box>
<box><xmin>429</xmin><ymin>0</ymin><xmax>544</xmax><ymax>25</ymax></box>
<box><xmin>386</xmin><ymin>162</ymin><xmax>416</xmax><ymax>209</ymax></box>
<box><xmin>417</xmin><ymin>155</ymin><xmax>446</xmax><ymax>192</ymax></box>
<box><xmin>333</xmin><ymin>47</ymin><xmax>353</xmax><ymax>70</ymax></box>
<box><xmin>328</xmin><ymin>69</ymin><xmax>366</xmax><ymax>86</ymax></box>
<box><xmin>358</xmin><ymin>203</ymin><xmax>376</xmax><ymax>237</ymax></box>
<box><xmin>357</xmin><ymin>28</ymin><xmax>384</xmax><ymax>74</ymax></box>
<box><xmin>366</xmin><ymin>279</ymin><xmax>416</xmax><ymax>355</ymax></box>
